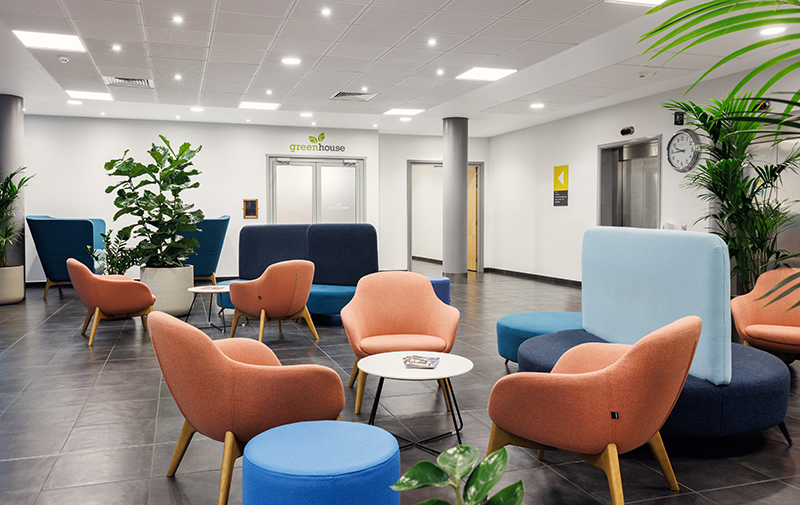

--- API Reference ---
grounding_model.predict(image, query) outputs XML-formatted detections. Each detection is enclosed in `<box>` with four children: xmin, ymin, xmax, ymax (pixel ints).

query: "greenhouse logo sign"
<box><xmin>289</xmin><ymin>132</ymin><xmax>346</xmax><ymax>153</ymax></box>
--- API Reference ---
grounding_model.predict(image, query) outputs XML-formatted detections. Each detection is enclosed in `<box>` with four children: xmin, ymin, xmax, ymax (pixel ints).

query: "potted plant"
<box><xmin>104</xmin><ymin>135</ymin><xmax>204</xmax><ymax>315</ymax></box>
<box><xmin>664</xmin><ymin>94</ymin><xmax>800</xmax><ymax>294</ymax></box>
<box><xmin>0</xmin><ymin>167</ymin><xmax>32</xmax><ymax>304</ymax></box>
<box><xmin>86</xmin><ymin>228</ymin><xmax>141</xmax><ymax>276</ymax></box>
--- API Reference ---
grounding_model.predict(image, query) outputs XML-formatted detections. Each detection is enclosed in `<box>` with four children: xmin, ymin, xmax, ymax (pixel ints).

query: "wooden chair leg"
<box><xmin>584</xmin><ymin>443</ymin><xmax>624</xmax><ymax>505</ymax></box>
<box><xmin>348</xmin><ymin>359</ymin><xmax>360</xmax><ymax>388</ymax></box>
<box><xmin>278</xmin><ymin>319</ymin><xmax>283</xmax><ymax>332</ymax></box>
<box><xmin>230</xmin><ymin>310</ymin><xmax>241</xmax><ymax>338</ymax></box>
<box><xmin>258</xmin><ymin>310</ymin><xmax>266</xmax><ymax>343</ymax></box>
<box><xmin>647</xmin><ymin>431</ymin><xmax>679</xmax><ymax>491</ymax></box>
<box><xmin>438</xmin><ymin>379</ymin><xmax>452</xmax><ymax>412</ymax></box>
<box><xmin>167</xmin><ymin>420</ymin><xmax>197</xmax><ymax>477</ymax></box>
<box><xmin>87</xmin><ymin>307</ymin><xmax>102</xmax><ymax>346</ymax></box>
<box><xmin>81</xmin><ymin>309</ymin><xmax>93</xmax><ymax>335</ymax></box>
<box><xmin>141</xmin><ymin>314</ymin><xmax>148</xmax><ymax>331</ymax></box>
<box><xmin>218</xmin><ymin>431</ymin><xmax>244</xmax><ymax>505</ymax></box>
<box><xmin>210</xmin><ymin>273</ymin><xmax>217</xmax><ymax>286</ymax></box>
<box><xmin>44</xmin><ymin>279</ymin><xmax>53</xmax><ymax>300</ymax></box>
<box><xmin>300</xmin><ymin>306</ymin><xmax>319</xmax><ymax>340</ymax></box>
<box><xmin>355</xmin><ymin>370</ymin><xmax>368</xmax><ymax>414</ymax></box>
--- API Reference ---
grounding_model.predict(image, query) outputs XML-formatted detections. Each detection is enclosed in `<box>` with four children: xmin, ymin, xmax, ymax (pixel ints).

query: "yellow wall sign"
<box><xmin>554</xmin><ymin>165</ymin><xmax>568</xmax><ymax>206</ymax></box>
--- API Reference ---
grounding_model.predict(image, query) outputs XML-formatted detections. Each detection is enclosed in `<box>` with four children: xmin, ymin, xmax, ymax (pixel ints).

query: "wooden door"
<box><xmin>468</xmin><ymin>165</ymin><xmax>478</xmax><ymax>272</ymax></box>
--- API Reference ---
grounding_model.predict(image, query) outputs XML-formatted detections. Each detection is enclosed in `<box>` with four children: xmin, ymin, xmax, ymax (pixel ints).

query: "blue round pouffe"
<box><xmin>497</xmin><ymin>311</ymin><xmax>583</xmax><ymax>363</ymax></box>
<box><xmin>427</xmin><ymin>276</ymin><xmax>451</xmax><ymax>304</ymax></box>
<box><xmin>243</xmin><ymin>421</ymin><xmax>400</xmax><ymax>505</ymax></box>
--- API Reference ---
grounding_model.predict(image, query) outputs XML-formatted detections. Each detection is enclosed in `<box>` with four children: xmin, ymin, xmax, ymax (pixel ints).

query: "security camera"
<box><xmin>58</xmin><ymin>56</ymin><xmax>69</xmax><ymax>63</ymax></box>
<box><xmin>620</xmin><ymin>126</ymin><xmax>635</xmax><ymax>136</ymax></box>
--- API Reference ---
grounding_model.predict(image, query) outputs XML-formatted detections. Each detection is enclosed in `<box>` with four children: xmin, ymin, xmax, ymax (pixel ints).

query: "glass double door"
<box><xmin>269</xmin><ymin>158</ymin><xmax>364</xmax><ymax>224</ymax></box>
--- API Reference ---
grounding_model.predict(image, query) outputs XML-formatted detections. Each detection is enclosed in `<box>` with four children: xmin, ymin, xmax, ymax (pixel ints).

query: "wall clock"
<box><xmin>666</xmin><ymin>129</ymin><xmax>701</xmax><ymax>172</ymax></box>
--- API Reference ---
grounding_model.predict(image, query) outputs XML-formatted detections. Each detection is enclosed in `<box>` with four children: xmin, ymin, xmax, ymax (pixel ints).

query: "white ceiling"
<box><xmin>0</xmin><ymin>0</ymin><xmax>793</xmax><ymax>137</ymax></box>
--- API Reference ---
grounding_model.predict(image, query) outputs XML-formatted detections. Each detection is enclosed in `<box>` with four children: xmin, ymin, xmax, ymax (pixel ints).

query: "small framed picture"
<box><xmin>243</xmin><ymin>199</ymin><xmax>258</xmax><ymax>219</ymax></box>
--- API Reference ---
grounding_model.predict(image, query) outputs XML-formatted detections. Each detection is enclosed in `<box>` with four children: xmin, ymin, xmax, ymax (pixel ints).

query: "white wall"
<box><xmin>411</xmin><ymin>164</ymin><xmax>443</xmax><ymax>260</ymax></box>
<box><xmin>23</xmin><ymin>116</ymin><xmax>379</xmax><ymax>281</ymax></box>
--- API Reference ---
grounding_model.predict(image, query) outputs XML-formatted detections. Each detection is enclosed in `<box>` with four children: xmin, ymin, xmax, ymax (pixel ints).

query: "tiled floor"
<box><xmin>0</xmin><ymin>261</ymin><xmax>798</xmax><ymax>505</ymax></box>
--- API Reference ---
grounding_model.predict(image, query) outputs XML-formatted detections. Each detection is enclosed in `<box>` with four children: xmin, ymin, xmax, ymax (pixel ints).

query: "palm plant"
<box><xmin>665</xmin><ymin>93</ymin><xmax>800</xmax><ymax>293</ymax></box>
<box><xmin>0</xmin><ymin>167</ymin><xmax>32</xmax><ymax>267</ymax></box>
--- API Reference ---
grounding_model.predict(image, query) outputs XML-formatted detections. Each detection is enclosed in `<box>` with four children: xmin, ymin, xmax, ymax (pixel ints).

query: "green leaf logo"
<box><xmin>318</xmin><ymin>133</ymin><xmax>325</xmax><ymax>142</ymax></box>
<box><xmin>309</xmin><ymin>136</ymin><xmax>318</xmax><ymax>144</ymax></box>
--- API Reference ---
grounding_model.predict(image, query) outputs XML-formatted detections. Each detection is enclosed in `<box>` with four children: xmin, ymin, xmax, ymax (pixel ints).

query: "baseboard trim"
<box><xmin>411</xmin><ymin>256</ymin><xmax>443</xmax><ymax>265</ymax></box>
<box><xmin>483</xmin><ymin>267</ymin><xmax>581</xmax><ymax>288</ymax></box>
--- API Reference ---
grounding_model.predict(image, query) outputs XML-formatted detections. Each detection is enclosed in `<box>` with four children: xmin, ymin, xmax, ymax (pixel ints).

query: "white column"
<box><xmin>442</xmin><ymin>117</ymin><xmax>468</xmax><ymax>276</ymax></box>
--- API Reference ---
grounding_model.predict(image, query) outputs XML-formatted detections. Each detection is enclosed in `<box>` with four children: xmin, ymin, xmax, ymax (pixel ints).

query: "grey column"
<box><xmin>0</xmin><ymin>95</ymin><xmax>25</xmax><ymax>267</ymax></box>
<box><xmin>442</xmin><ymin>117</ymin><xmax>468</xmax><ymax>276</ymax></box>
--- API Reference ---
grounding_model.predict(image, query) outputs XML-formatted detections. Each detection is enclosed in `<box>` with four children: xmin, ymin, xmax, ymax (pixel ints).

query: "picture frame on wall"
<box><xmin>243</xmin><ymin>199</ymin><xmax>258</xmax><ymax>219</ymax></box>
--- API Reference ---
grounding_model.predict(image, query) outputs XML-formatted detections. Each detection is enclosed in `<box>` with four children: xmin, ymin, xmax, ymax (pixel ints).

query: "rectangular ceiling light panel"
<box><xmin>455</xmin><ymin>67</ymin><xmax>517</xmax><ymax>81</ymax></box>
<box><xmin>384</xmin><ymin>108</ymin><xmax>424</xmax><ymax>115</ymax></box>
<box><xmin>13</xmin><ymin>31</ymin><xmax>85</xmax><ymax>52</ymax></box>
<box><xmin>66</xmin><ymin>90</ymin><xmax>113</xmax><ymax>101</ymax></box>
<box><xmin>239</xmin><ymin>102</ymin><xmax>281</xmax><ymax>110</ymax></box>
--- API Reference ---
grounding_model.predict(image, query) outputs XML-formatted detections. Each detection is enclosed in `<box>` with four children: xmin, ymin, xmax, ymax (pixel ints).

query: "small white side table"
<box><xmin>186</xmin><ymin>285</ymin><xmax>230</xmax><ymax>332</ymax></box>
<box><xmin>357</xmin><ymin>351</ymin><xmax>473</xmax><ymax>454</ymax></box>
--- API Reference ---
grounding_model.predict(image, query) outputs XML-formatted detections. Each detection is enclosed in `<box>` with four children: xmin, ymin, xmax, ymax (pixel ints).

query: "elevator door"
<box><xmin>599</xmin><ymin>139</ymin><xmax>660</xmax><ymax>229</ymax></box>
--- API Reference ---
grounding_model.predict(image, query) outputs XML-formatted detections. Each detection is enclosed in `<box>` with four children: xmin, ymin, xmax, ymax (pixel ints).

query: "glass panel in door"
<box><xmin>276</xmin><ymin>165</ymin><xmax>312</xmax><ymax>224</ymax></box>
<box><xmin>319</xmin><ymin>165</ymin><xmax>356</xmax><ymax>223</ymax></box>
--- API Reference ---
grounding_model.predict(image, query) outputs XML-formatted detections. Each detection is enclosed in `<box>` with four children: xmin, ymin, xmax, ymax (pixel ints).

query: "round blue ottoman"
<box><xmin>243</xmin><ymin>421</ymin><xmax>400</xmax><ymax>505</ymax></box>
<box><xmin>496</xmin><ymin>311</ymin><xmax>583</xmax><ymax>363</ymax></box>
<box><xmin>427</xmin><ymin>276</ymin><xmax>451</xmax><ymax>304</ymax></box>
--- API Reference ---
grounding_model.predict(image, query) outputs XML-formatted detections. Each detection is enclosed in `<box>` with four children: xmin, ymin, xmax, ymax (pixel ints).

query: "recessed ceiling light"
<box><xmin>174</xmin><ymin>74</ymin><xmax>182</xmax><ymax>80</ymax></box>
<box><xmin>301</xmin><ymin>112</ymin><xmax>313</xmax><ymax>117</ymax></box>
<box><xmin>246</xmin><ymin>119</ymin><xmax>251</xmax><ymax>122</ymax></box>
<box><xmin>400</xmin><ymin>117</ymin><xmax>412</xmax><ymax>122</ymax></box>
<box><xmin>361</xmin><ymin>86</ymin><xmax>368</xmax><ymax>92</ymax></box>
<box><xmin>67</xmin><ymin>100</ymin><xmax>82</xmax><ymax>105</ymax></box>
<box><xmin>176</xmin><ymin>115</ymin><xmax>180</xmax><ymax>119</ymax></box>
<box><xmin>22</xmin><ymin>108</ymin><xmax>25</xmax><ymax>112</ymax></box>
<box><xmin>112</xmin><ymin>44</ymin><xmax>121</xmax><ymax>52</ymax></box>
<box><xmin>239</xmin><ymin>102</ymin><xmax>280</xmax><ymax>110</ymax></box>
<box><xmin>761</xmin><ymin>26</ymin><xmax>786</xmax><ymax>35</ymax></box>
<box><xmin>530</xmin><ymin>103</ymin><xmax>545</xmax><ymax>109</ymax></box>
<box><xmin>321</xmin><ymin>8</ymin><xmax>331</xmax><ymax>16</ymax></box>
<box><xmin>437</xmin><ymin>69</ymin><xmax>444</xmax><ymax>76</ymax></box>
<box><xmin>191</xmin><ymin>107</ymin><xmax>203</xmax><ymax>112</ymax></box>
<box><xmin>12</xmin><ymin>31</ymin><xmax>85</xmax><ymax>52</ymax></box>
<box><xmin>384</xmin><ymin>108</ymin><xmax>424</xmax><ymax>115</ymax></box>
<box><xmin>67</xmin><ymin>90</ymin><xmax>112</xmax><ymax>101</ymax></box>
<box><xmin>456</xmin><ymin>67</ymin><xmax>517</xmax><ymax>81</ymax></box>
<box><xmin>266</xmin><ymin>89</ymin><xmax>273</xmax><ymax>95</ymax></box>
<box><xmin>173</xmin><ymin>15</ymin><xmax>183</xmax><ymax>24</ymax></box>
<box><xmin>282</xmin><ymin>57</ymin><xmax>301</xmax><ymax>65</ymax></box>
<box><xmin>100</xmin><ymin>112</ymin><xmax>106</xmax><ymax>116</ymax></box>
<box><xmin>604</xmin><ymin>0</ymin><xmax>664</xmax><ymax>5</ymax></box>
<box><xmin>373</xmin><ymin>124</ymin><xmax>378</xmax><ymax>128</ymax></box>
<box><xmin>311</xmin><ymin>122</ymin><xmax>316</xmax><ymax>126</ymax></box>
<box><xmin>428</xmin><ymin>39</ymin><xmax>436</xmax><ymax>47</ymax></box>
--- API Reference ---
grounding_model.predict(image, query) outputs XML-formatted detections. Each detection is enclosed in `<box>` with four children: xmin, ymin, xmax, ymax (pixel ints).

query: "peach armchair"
<box><xmin>487</xmin><ymin>316</ymin><xmax>702</xmax><ymax>505</ymax></box>
<box><xmin>732</xmin><ymin>268</ymin><xmax>800</xmax><ymax>362</ymax></box>
<box><xmin>228</xmin><ymin>259</ymin><xmax>319</xmax><ymax>341</ymax></box>
<box><xmin>66</xmin><ymin>258</ymin><xmax>155</xmax><ymax>346</ymax></box>
<box><xmin>341</xmin><ymin>271</ymin><xmax>460</xmax><ymax>413</ymax></box>
<box><xmin>148</xmin><ymin>311</ymin><xmax>345</xmax><ymax>505</ymax></box>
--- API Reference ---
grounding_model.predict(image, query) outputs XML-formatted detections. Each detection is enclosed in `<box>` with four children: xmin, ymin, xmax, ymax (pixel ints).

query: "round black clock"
<box><xmin>667</xmin><ymin>129</ymin><xmax>701</xmax><ymax>172</ymax></box>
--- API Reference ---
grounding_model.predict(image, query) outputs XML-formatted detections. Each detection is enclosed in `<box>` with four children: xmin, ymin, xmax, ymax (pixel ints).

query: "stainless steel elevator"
<box><xmin>599</xmin><ymin>138</ymin><xmax>661</xmax><ymax>228</ymax></box>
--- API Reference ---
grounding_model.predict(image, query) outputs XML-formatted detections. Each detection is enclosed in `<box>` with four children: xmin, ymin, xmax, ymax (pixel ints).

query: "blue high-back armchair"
<box><xmin>181</xmin><ymin>215</ymin><xmax>230</xmax><ymax>285</ymax></box>
<box><xmin>26</xmin><ymin>215</ymin><xmax>105</xmax><ymax>300</ymax></box>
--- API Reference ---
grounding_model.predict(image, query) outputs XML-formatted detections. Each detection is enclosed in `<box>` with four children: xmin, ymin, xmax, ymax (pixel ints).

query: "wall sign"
<box><xmin>554</xmin><ymin>165</ymin><xmax>569</xmax><ymax>207</ymax></box>
<box><xmin>289</xmin><ymin>132</ymin><xmax>346</xmax><ymax>153</ymax></box>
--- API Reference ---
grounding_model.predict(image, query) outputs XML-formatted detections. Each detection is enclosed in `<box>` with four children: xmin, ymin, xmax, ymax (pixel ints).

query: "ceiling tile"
<box><xmin>217</xmin><ymin>0</ymin><xmax>294</xmax><ymax>17</ymax></box>
<box><xmin>110</xmin><ymin>87</ymin><xmax>157</xmax><ymax>103</ymax></box>
<box><xmin>74</xmin><ymin>20</ymin><xmax>144</xmax><ymax>43</ymax></box>
<box><xmin>315</xmin><ymin>56</ymin><xmax>374</xmax><ymax>72</ymax></box>
<box><xmin>151</xmin><ymin>57</ymin><xmax>205</xmax><ymax>75</ymax></box>
<box><xmin>396</xmin><ymin>31</ymin><xmax>467</xmax><ymax>51</ymax></box>
<box><xmin>288</xmin><ymin>0</ymin><xmax>367</xmax><ymax>24</ymax></box>
<box><xmin>261</xmin><ymin>52</ymin><xmax>321</xmax><ymax>68</ymax></box>
<box><xmin>303</xmin><ymin>69</ymin><xmax>360</xmax><ymax>88</ymax></box>
<box><xmin>97</xmin><ymin>65</ymin><xmax>151</xmax><ymax>79</ymax></box>
<box><xmin>209</xmin><ymin>47</ymin><xmax>266</xmax><ymax>65</ymax></box>
<box><xmin>200</xmin><ymin>91</ymin><xmax>244</xmax><ymax>107</ymax></box>
<box><xmin>373</xmin><ymin>0</ymin><xmax>447</xmax><ymax>9</ymax></box>
<box><xmin>508</xmin><ymin>0</ymin><xmax>599</xmax><ymax>23</ymax></box>
<box><xmin>481</xmin><ymin>54</ymin><xmax>541</xmax><ymax>70</ymax></box>
<box><xmin>478</xmin><ymin>18</ymin><xmax>556</xmax><ymax>40</ymax></box>
<box><xmin>417</xmin><ymin>12</ymin><xmax>496</xmax><ymax>36</ymax></box>
<box><xmin>0</xmin><ymin>12</ymin><xmax>74</xmax><ymax>34</ymax></box>
<box><xmin>0</xmin><ymin>0</ymin><xmax>64</xmax><ymax>17</ymax></box>
<box><xmin>62</xmin><ymin>0</ymin><xmax>141</xmax><ymax>24</ymax></box>
<box><xmin>452</xmin><ymin>37</ymin><xmax>521</xmax><ymax>55</ymax></box>
<box><xmin>205</xmin><ymin>62</ymin><xmax>259</xmax><ymax>84</ymax></box>
<box><xmin>149</xmin><ymin>43</ymin><xmax>209</xmax><ymax>61</ymax></box>
<box><xmin>380</xmin><ymin>47</ymin><xmax>441</xmax><ymax>64</ymax></box>
<box><xmin>365</xmin><ymin>59</ymin><xmax>423</xmax><ymax>75</ymax></box>
<box><xmin>213</xmin><ymin>12</ymin><xmax>281</xmax><ymax>36</ymax></box>
<box><xmin>349</xmin><ymin>72</ymin><xmax>403</xmax><ymax>87</ymax></box>
<box><xmin>442</xmin><ymin>0</ymin><xmax>527</xmax><ymax>17</ymax></box>
<box><xmin>537</xmin><ymin>83</ymin><xmax>627</xmax><ymax>97</ymax></box>
<box><xmin>269</xmin><ymin>37</ymin><xmax>334</xmax><ymax>56</ymax></box>
<box><xmin>29</xmin><ymin>49</ymin><xmax>97</xmax><ymax>77</ymax></box>
<box><xmin>394</xmin><ymin>75</ymin><xmax>444</xmax><ymax>89</ymax></box>
<box><xmin>141</xmin><ymin>0</ymin><xmax>216</xmax><ymax>10</ymax></box>
<box><xmin>533</xmin><ymin>24</ymin><xmax>610</xmax><ymax>45</ymax></box>
<box><xmin>502</xmin><ymin>40</ymin><xmax>574</xmax><ymax>59</ymax></box>
<box><xmin>429</xmin><ymin>51</ymin><xmax>491</xmax><ymax>67</ymax></box>
<box><xmin>415</xmin><ymin>79</ymin><xmax>483</xmax><ymax>98</ymax></box>
<box><xmin>338</xmin><ymin>25</ymin><xmax>408</xmax><ymax>46</ymax></box>
<box><xmin>278</xmin><ymin>19</ymin><xmax>349</xmax><ymax>41</ymax></box>
<box><xmin>211</xmin><ymin>33</ymin><xmax>272</xmax><ymax>50</ymax></box>
<box><xmin>327</xmin><ymin>42</ymin><xmax>390</xmax><ymax>60</ymax></box>
<box><xmin>356</xmin><ymin>5</ymin><xmax>433</xmax><ymax>29</ymax></box>
<box><xmin>567</xmin><ymin>3</ymin><xmax>648</xmax><ymax>27</ymax></box>
<box><xmin>202</xmin><ymin>82</ymin><xmax>250</xmax><ymax>94</ymax></box>
<box><xmin>84</xmin><ymin>39</ymin><xmax>147</xmax><ymax>64</ymax></box>
<box><xmin>141</xmin><ymin>4</ymin><xmax>213</xmax><ymax>31</ymax></box>
<box><xmin>314</xmin><ymin>102</ymin><xmax>363</xmax><ymax>113</ymax></box>
<box><xmin>146</xmin><ymin>27</ymin><xmax>209</xmax><ymax>46</ymax></box>
<box><xmin>517</xmin><ymin>91</ymin><xmax>594</xmax><ymax>104</ymax></box>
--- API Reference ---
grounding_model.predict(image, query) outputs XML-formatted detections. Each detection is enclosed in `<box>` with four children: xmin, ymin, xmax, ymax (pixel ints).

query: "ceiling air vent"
<box><xmin>329</xmin><ymin>91</ymin><xmax>375</xmax><ymax>102</ymax></box>
<box><xmin>102</xmin><ymin>76</ymin><xmax>154</xmax><ymax>89</ymax></box>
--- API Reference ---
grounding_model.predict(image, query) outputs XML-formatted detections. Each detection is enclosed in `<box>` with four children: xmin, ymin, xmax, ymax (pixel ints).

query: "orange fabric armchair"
<box><xmin>66</xmin><ymin>258</ymin><xmax>155</xmax><ymax>346</ymax></box>
<box><xmin>228</xmin><ymin>259</ymin><xmax>319</xmax><ymax>341</ymax></box>
<box><xmin>148</xmin><ymin>311</ymin><xmax>345</xmax><ymax>505</ymax></box>
<box><xmin>732</xmin><ymin>268</ymin><xmax>800</xmax><ymax>361</ymax></box>
<box><xmin>341</xmin><ymin>271</ymin><xmax>460</xmax><ymax>413</ymax></box>
<box><xmin>487</xmin><ymin>316</ymin><xmax>702</xmax><ymax>505</ymax></box>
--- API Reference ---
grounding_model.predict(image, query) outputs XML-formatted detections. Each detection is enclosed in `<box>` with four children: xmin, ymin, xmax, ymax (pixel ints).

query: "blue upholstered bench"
<box><xmin>508</xmin><ymin>227</ymin><xmax>792</xmax><ymax>442</ymax></box>
<box><xmin>243</xmin><ymin>421</ymin><xmax>400</xmax><ymax>505</ymax></box>
<box><xmin>427</xmin><ymin>276</ymin><xmax>451</xmax><ymax>305</ymax></box>
<box><xmin>496</xmin><ymin>311</ymin><xmax>582</xmax><ymax>363</ymax></box>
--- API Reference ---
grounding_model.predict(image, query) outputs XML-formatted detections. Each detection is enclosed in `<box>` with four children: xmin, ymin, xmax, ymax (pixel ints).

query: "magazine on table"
<box><xmin>403</xmin><ymin>355</ymin><xmax>439</xmax><ymax>369</ymax></box>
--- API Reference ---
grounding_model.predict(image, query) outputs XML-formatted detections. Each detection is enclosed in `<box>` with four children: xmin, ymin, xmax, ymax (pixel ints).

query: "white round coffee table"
<box><xmin>357</xmin><ymin>351</ymin><xmax>473</xmax><ymax>453</ymax></box>
<box><xmin>186</xmin><ymin>285</ymin><xmax>230</xmax><ymax>332</ymax></box>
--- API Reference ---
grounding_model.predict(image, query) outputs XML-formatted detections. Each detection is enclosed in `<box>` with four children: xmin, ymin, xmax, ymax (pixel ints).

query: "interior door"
<box><xmin>468</xmin><ymin>165</ymin><xmax>478</xmax><ymax>272</ymax></box>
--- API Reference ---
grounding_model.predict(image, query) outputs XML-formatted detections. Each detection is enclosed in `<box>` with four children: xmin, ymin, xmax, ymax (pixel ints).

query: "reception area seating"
<box><xmin>180</xmin><ymin>215</ymin><xmax>230</xmax><ymax>285</ymax></box>
<box><xmin>148</xmin><ymin>312</ymin><xmax>345</xmax><ymax>505</ymax></box>
<box><xmin>514</xmin><ymin>227</ymin><xmax>791</xmax><ymax>441</ymax></box>
<box><xmin>26</xmin><ymin>215</ymin><xmax>105</xmax><ymax>299</ymax></box>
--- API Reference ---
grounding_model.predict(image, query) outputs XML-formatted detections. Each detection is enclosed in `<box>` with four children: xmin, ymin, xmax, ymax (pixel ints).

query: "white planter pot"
<box><xmin>141</xmin><ymin>265</ymin><xmax>193</xmax><ymax>316</ymax></box>
<box><xmin>0</xmin><ymin>265</ymin><xmax>25</xmax><ymax>305</ymax></box>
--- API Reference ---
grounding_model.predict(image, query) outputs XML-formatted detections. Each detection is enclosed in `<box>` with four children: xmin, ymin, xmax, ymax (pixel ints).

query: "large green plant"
<box><xmin>105</xmin><ymin>136</ymin><xmax>204</xmax><ymax>268</ymax></box>
<box><xmin>86</xmin><ymin>228</ymin><xmax>141</xmax><ymax>275</ymax></box>
<box><xmin>391</xmin><ymin>445</ymin><xmax>523</xmax><ymax>505</ymax></box>
<box><xmin>665</xmin><ymin>93</ymin><xmax>800</xmax><ymax>292</ymax></box>
<box><xmin>0</xmin><ymin>167</ymin><xmax>32</xmax><ymax>267</ymax></box>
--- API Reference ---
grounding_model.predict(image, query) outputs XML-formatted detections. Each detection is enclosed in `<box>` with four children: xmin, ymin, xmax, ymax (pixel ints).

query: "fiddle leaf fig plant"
<box><xmin>86</xmin><ymin>228</ymin><xmax>141</xmax><ymax>276</ymax></box>
<box><xmin>104</xmin><ymin>135</ymin><xmax>204</xmax><ymax>268</ymax></box>
<box><xmin>0</xmin><ymin>167</ymin><xmax>32</xmax><ymax>267</ymax></box>
<box><xmin>391</xmin><ymin>446</ymin><xmax>524</xmax><ymax>505</ymax></box>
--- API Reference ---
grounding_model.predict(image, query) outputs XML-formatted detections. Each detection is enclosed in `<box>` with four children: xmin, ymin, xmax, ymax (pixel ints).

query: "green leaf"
<box><xmin>318</xmin><ymin>132</ymin><xmax>325</xmax><ymax>142</ymax></box>
<box><xmin>391</xmin><ymin>461</ymin><xmax>451</xmax><ymax>491</ymax></box>
<box><xmin>463</xmin><ymin>448</ymin><xmax>509</xmax><ymax>505</ymax></box>
<box><xmin>309</xmin><ymin>136</ymin><xmax>318</xmax><ymax>143</ymax></box>
<box><xmin>437</xmin><ymin>445</ymin><xmax>479</xmax><ymax>480</ymax></box>
<box><xmin>484</xmin><ymin>481</ymin><xmax>524</xmax><ymax>505</ymax></box>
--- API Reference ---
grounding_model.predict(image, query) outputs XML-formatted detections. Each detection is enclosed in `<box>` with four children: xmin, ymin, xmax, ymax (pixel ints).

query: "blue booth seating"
<box><xmin>514</xmin><ymin>227</ymin><xmax>790</xmax><ymax>440</ymax></box>
<box><xmin>26</xmin><ymin>215</ymin><xmax>105</xmax><ymax>300</ymax></box>
<box><xmin>180</xmin><ymin>215</ymin><xmax>230</xmax><ymax>285</ymax></box>
<box><xmin>496</xmin><ymin>311</ymin><xmax>583</xmax><ymax>363</ymax></box>
<box><xmin>243</xmin><ymin>421</ymin><xmax>400</xmax><ymax>505</ymax></box>
<box><xmin>217</xmin><ymin>223</ymin><xmax>379</xmax><ymax>316</ymax></box>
